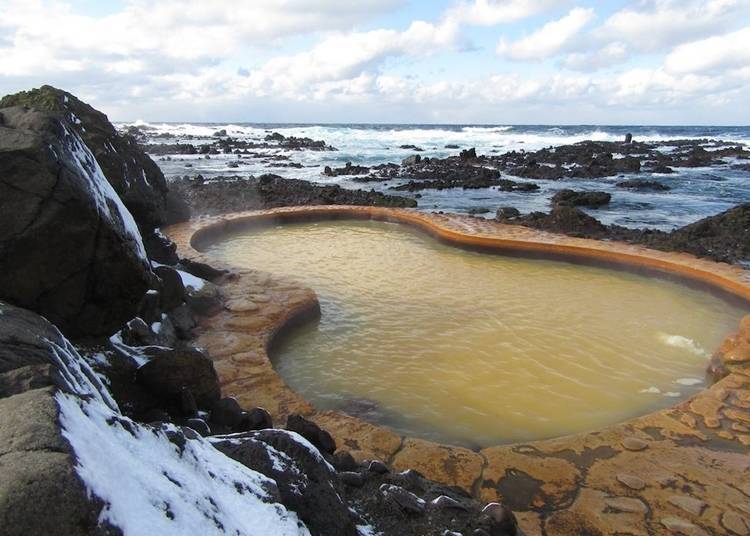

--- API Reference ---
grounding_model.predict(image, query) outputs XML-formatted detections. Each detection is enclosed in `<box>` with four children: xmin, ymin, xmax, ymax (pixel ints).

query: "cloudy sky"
<box><xmin>1</xmin><ymin>0</ymin><xmax>749</xmax><ymax>124</ymax></box>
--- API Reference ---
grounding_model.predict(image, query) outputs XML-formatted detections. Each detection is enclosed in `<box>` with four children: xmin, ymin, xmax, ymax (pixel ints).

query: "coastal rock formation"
<box><xmin>0</xmin><ymin>301</ymin><xmax>309</xmax><ymax>536</ymax></box>
<box><xmin>145</xmin><ymin>132</ymin><xmax>336</xmax><ymax>156</ymax></box>
<box><xmin>323</xmin><ymin>162</ymin><xmax>370</xmax><ymax>176</ymax></box>
<box><xmin>551</xmin><ymin>189</ymin><xmax>612</xmax><ymax>208</ymax></box>
<box><xmin>496</xmin><ymin>202</ymin><xmax>750</xmax><ymax>265</ymax></box>
<box><xmin>616</xmin><ymin>179</ymin><xmax>671</xmax><ymax>191</ymax></box>
<box><xmin>169</xmin><ymin>174</ymin><xmax>416</xmax><ymax>216</ymax></box>
<box><xmin>497</xmin><ymin>206</ymin><xmax>611</xmax><ymax>238</ymax></box>
<box><xmin>0</xmin><ymin>86</ymin><xmax>169</xmax><ymax>231</ymax></box>
<box><xmin>654</xmin><ymin>202</ymin><xmax>750</xmax><ymax>264</ymax></box>
<box><xmin>0</xmin><ymin>106</ymin><xmax>152</xmax><ymax>337</ymax></box>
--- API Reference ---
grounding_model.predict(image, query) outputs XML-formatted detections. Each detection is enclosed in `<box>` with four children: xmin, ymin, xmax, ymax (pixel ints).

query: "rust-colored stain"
<box><xmin>167</xmin><ymin>206</ymin><xmax>750</xmax><ymax>536</ymax></box>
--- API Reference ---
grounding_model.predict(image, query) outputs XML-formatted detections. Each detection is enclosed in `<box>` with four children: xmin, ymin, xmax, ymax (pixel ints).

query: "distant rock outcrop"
<box><xmin>0</xmin><ymin>106</ymin><xmax>152</xmax><ymax>337</ymax></box>
<box><xmin>0</xmin><ymin>85</ymin><xmax>169</xmax><ymax>231</ymax></box>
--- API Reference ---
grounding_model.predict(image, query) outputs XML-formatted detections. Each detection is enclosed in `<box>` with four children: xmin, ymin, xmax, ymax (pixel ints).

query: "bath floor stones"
<box><xmin>167</xmin><ymin>206</ymin><xmax>750</xmax><ymax>535</ymax></box>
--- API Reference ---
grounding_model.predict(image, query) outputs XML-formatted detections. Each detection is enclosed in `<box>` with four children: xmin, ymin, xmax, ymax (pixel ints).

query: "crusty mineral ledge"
<box><xmin>167</xmin><ymin>206</ymin><xmax>750</xmax><ymax>536</ymax></box>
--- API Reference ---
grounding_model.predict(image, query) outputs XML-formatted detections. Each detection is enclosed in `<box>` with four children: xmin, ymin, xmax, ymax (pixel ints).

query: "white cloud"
<box><xmin>664</xmin><ymin>26</ymin><xmax>750</xmax><ymax>74</ymax></box>
<box><xmin>0</xmin><ymin>0</ymin><xmax>403</xmax><ymax>75</ymax></box>
<box><xmin>496</xmin><ymin>7</ymin><xmax>594</xmax><ymax>60</ymax></box>
<box><xmin>0</xmin><ymin>0</ymin><xmax>748</xmax><ymax>123</ymax></box>
<box><xmin>562</xmin><ymin>42</ymin><xmax>628</xmax><ymax>72</ymax></box>
<box><xmin>445</xmin><ymin>0</ymin><xmax>569</xmax><ymax>26</ymax></box>
<box><xmin>236</xmin><ymin>19</ymin><xmax>462</xmax><ymax>99</ymax></box>
<box><xmin>595</xmin><ymin>0</ymin><xmax>747</xmax><ymax>53</ymax></box>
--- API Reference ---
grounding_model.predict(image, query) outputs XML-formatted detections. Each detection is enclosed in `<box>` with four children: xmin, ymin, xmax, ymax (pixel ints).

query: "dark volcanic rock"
<box><xmin>616</xmin><ymin>179</ymin><xmax>671</xmax><ymax>191</ymax></box>
<box><xmin>496</xmin><ymin>207</ymin><xmax>521</xmax><ymax>220</ymax></box>
<box><xmin>0</xmin><ymin>106</ymin><xmax>152</xmax><ymax>337</ymax></box>
<box><xmin>551</xmin><ymin>189</ymin><xmax>612</xmax><ymax>208</ymax></box>
<box><xmin>498</xmin><ymin>206</ymin><xmax>611</xmax><ymax>238</ymax></box>
<box><xmin>324</xmin><ymin>162</ymin><xmax>370</xmax><ymax>176</ymax></box>
<box><xmin>136</xmin><ymin>347</ymin><xmax>220</xmax><ymax>409</ymax></box>
<box><xmin>264</xmin><ymin>131</ymin><xmax>335</xmax><ymax>151</ymax></box>
<box><xmin>495</xmin><ymin>202</ymin><xmax>750</xmax><ymax>265</ymax></box>
<box><xmin>153</xmin><ymin>265</ymin><xmax>185</xmax><ymax>311</ymax></box>
<box><xmin>0</xmin><ymin>85</ymin><xmax>168</xmax><ymax>230</ymax></box>
<box><xmin>170</xmin><ymin>174</ymin><xmax>416</xmax><ymax>216</ymax></box>
<box><xmin>286</xmin><ymin>414</ymin><xmax>337</xmax><ymax>455</ymax></box>
<box><xmin>648</xmin><ymin>202</ymin><xmax>750</xmax><ymax>264</ymax></box>
<box><xmin>213</xmin><ymin>429</ymin><xmax>359</xmax><ymax>536</ymax></box>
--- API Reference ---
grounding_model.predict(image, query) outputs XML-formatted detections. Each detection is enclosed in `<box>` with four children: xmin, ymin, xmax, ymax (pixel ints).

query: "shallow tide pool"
<box><xmin>206</xmin><ymin>220</ymin><xmax>748</xmax><ymax>447</ymax></box>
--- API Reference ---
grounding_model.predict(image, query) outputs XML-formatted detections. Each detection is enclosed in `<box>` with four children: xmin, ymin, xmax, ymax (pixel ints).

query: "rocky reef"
<box><xmin>0</xmin><ymin>89</ymin><xmax>516</xmax><ymax>535</ymax></box>
<box><xmin>169</xmin><ymin>174</ymin><xmax>416</xmax><ymax>216</ymax></box>
<box><xmin>496</xmin><ymin>202</ymin><xmax>750</xmax><ymax>266</ymax></box>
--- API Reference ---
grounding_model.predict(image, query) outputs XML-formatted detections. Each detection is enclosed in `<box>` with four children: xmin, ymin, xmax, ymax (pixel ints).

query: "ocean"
<box><xmin>124</xmin><ymin>122</ymin><xmax>750</xmax><ymax>231</ymax></box>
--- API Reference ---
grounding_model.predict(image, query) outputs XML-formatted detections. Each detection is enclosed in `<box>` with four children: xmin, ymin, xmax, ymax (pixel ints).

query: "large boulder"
<box><xmin>0</xmin><ymin>387</ymin><xmax>111</xmax><ymax>536</ymax></box>
<box><xmin>135</xmin><ymin>346</ymin><xmax>221</xmax><ymax>409</ymax></box>
<box><xmin>0</xmin><ymin>106</ymin><xmax>152</xmax><ymax>337</ymax></box>
<box><xmin>0</xmin><ymin>85</ymin><xmax>169</xmax><ymax>231</ymax></box>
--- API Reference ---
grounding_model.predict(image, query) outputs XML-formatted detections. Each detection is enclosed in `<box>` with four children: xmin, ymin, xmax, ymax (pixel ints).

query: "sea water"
<box><xmin>125</xmin><ymin>122</ymin><xmax>750</xmax><ymax>233</ymax></box>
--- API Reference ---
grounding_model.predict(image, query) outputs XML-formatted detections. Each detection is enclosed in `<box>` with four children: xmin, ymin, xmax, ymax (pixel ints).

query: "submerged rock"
<box><xmin>616</xmin><ymin>179</ymin><xmax>671</xmax><ymax>191</ymax></box>
<box><xmin>0</xmin><ymin>106</ymin><xmax>152</xmax><ymax>337</ymax></box>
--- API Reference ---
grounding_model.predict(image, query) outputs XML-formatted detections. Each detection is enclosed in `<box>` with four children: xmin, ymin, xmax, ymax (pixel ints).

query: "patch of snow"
<box><xmin>282</xmin><ymin>431</ymin><xmax>336</xmax><ymax>474</ymax></box>
<box><xmin>357</xmin><ymin>524</ymin><xmax>381</xmax><ymax>536</ymax></box>
<box><xmin>61</xmin><ymin>124</ymin><xmax>148</xmax><ymax>263</ymax></box>
<box><xmin>640</xmin><ymin>386</ymin><xmax>661</xmax><ymax>394</ymax></box>
<box><xmin>108</xmin><ymin>331</ymin><xmax>171</xmax><ymax>366</ymax></box>
<box><xmin>209</xmin><ymin>435</ymin><xmax>300</xmax><ymax>474</ymax></box>
<box><xmin>44</xmin><ymin>337</ymin><xmax>117</xmax><ymax>411</ymax></box>
<box><xmin>177</xmin><ymin>269</ymin><xmax>207</xmax><ymax>292</ymax></box>
<box><xmin>657</xmin><ymin>333</ymin><xmax>708</xmax><ymax>357</ymax></box>
<box><xmin>57</xmin><ymin>393</ymin><xmax>310</xmax><ymax>536</ymax></box>
<box><xmin>663</xmin><ymin>391</ymin><xmax>681</xmax><ymax>397</ymax></box>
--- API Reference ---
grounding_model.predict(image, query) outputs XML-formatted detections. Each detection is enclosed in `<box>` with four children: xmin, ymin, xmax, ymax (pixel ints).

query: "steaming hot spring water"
<box><xmin>205</xmin><ymin>220</ymin><xmax>748</xmax><ymax>448</ymax></box>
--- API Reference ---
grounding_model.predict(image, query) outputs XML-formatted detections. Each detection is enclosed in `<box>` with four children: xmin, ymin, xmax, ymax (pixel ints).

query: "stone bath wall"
<box><xmin>167</xmin><ymin>205</ymin><xmax>750</xmax><ymax>536</ymax></box>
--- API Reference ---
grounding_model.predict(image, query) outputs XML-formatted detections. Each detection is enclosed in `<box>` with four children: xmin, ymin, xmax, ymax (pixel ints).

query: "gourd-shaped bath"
<box><xmin>206</xmin><ymin>219</ymin><xmax>748</xmax><ymax>447</ymax></box>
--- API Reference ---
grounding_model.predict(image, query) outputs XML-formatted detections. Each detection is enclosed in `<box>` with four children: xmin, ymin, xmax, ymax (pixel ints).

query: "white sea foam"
<box><xmin>657</xmin><ymin>333</ymin><xmax>708</xmax><ymax>357</ymax></box>
<box><xmin>675</xmin><ymin>378</ymin><xmax>703</xmax><ymax>386</ymax></box>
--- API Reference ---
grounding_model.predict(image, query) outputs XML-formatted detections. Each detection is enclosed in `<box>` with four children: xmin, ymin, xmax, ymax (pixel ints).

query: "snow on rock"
<box><xmin>61</xmin><ymin>124</ymin><xmax>149</xmax><ymax>263</ymax></box>
<box><xmin>58</xmin><ymin>394</ymin><xmax>310</xmax><ymax>536</ymax></box>
<box><xmin>176</xmin><ymin>268</ymin><xmax>207</xmax><ymax>291</ymax></box>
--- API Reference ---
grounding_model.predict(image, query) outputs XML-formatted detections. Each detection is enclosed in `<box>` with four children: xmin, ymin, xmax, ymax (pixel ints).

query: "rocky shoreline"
<box><xmin>0</xmin><ymin>86</ymin><xmax>516</xmax><ymax>536</ymax></box>
<box><xmin>169</xmin><ymin>173</ymin><xmax>416</xmax><ymax>217</ymax></box>
<box><xmin>494</xmin><ymin>202</ymin><xmax>750</xmax><ymax>266</ymax></box>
